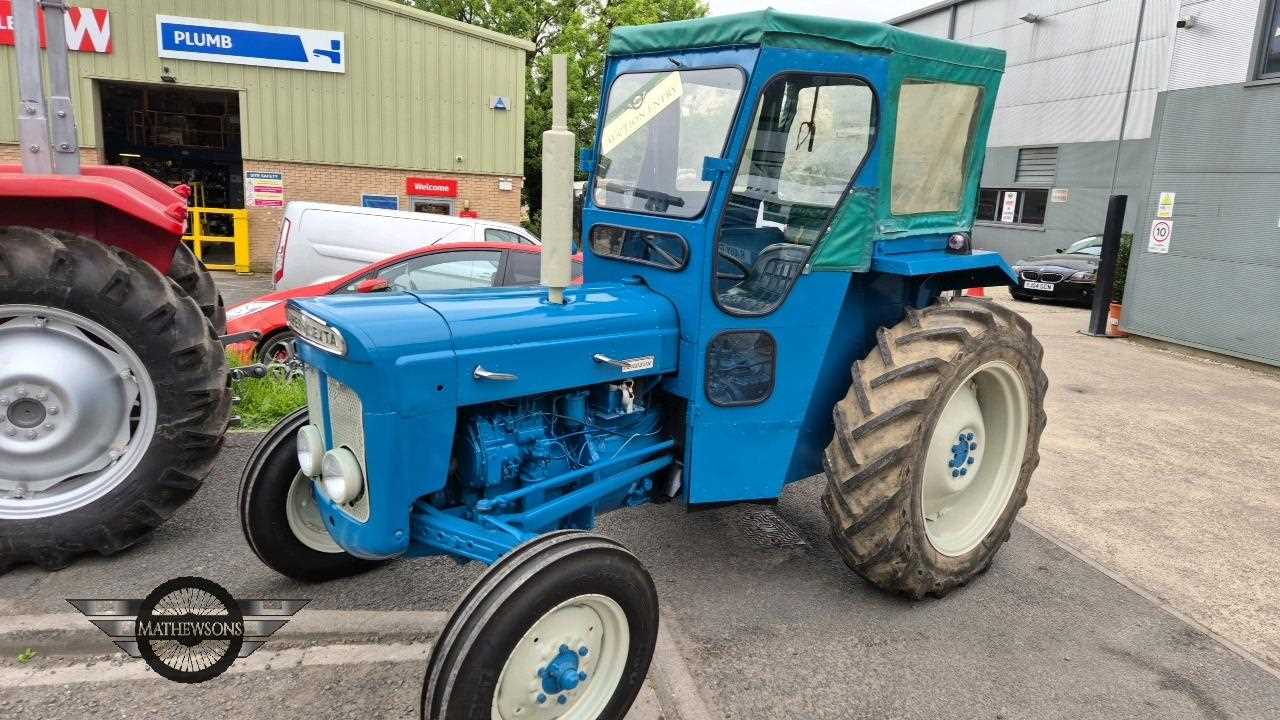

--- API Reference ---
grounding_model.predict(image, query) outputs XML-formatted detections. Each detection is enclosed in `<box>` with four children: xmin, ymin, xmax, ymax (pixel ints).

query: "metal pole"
<box><xmin>1107</xmin><ymin>0</ymin><xmax>1147</xmax><ymax>196</ymax></box>
<box><xmin>12</xmin><ymin>0</ymin><xmax>52</xmax><ymax>174</ymax></box>
<box><xmin>1086</xmin><ymin>194</ymin><xmax>1128</xmax><ymax>336</ymax></box>
<box><xmin>41</xmin><ymin>0</ymin><xmax>82</xmax><ymax>175</ymax></box>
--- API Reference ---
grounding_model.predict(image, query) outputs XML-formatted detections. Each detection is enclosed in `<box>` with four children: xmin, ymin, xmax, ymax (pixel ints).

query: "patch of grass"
<box><xmin>17</xmin><ymin>648</ymin><xmax>36</xmax><ymax>664</ymax></box>
<box><xmin>227</xmin><ymin>351</ymin><xmax>307</xmax><ymax>430</ymax></box>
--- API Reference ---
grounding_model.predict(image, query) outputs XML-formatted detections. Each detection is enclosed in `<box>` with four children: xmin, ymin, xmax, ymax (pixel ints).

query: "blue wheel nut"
<box><xmin>558</xmin><ymin>695</ymin><xmax>568</xmax><ymax>705</ymax></box>
<box><xmin>578</xmin><ymin>646</ymin><xmax>589</xmax><ymax>657</ymax></box>
<box><xmin>967</xmin><ymin>457</ymin><xmax>975</xmax><ymax>465</ymax></box>
<box><xmin>951</xmin><ymin>469</ymin><xmax>960</xmax><ymax>478</ymax></box>
<box><xmin>578</xmin><ymin>671</ymin><xmax>588</xmax><ymax>681</ymax></box>
<box><xmin>537</xmin><ymin>694</ymin><xmax>547</xmax><ymax>704</ymax></box>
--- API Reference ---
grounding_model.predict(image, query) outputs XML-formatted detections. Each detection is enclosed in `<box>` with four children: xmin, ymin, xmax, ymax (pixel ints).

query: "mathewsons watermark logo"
<box><xmin>68</xmin><ymin>576</ymin><xmax>308</xmax><ymax>683</ymax></box>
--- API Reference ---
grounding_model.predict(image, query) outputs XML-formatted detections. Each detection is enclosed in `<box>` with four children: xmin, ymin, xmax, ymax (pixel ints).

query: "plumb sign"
<box><xmin>156</xmin><ymin>16</ymin><xmax>345</xmax><ymax>73</ymax></box>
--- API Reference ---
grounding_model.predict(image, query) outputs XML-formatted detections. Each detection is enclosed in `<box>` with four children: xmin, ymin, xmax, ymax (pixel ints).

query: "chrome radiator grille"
<box><xmin>304</xmin><ymin>367</ymin><xmax>326</xmax><ymax>440</ymax></box>
<box><xmin>327</xmin><ymin>377</ymin><xmax>366</xmax><ymax>470</ymax></box>
<box><xmin>326</xmin><ymin>376</ymin><xmax>371</xmax><ymax>522</ymax></box>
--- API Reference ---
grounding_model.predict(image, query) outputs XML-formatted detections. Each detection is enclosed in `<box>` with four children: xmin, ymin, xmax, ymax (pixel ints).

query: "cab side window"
<box><xmin>715</xmin><ymin>74</ymin><xmax>875</xmax><ymax>316</ymax></box>
<box><xmin>891</xmin><ymin>80</ymin><xmax>982</xmax><ymax>215</ymax></box>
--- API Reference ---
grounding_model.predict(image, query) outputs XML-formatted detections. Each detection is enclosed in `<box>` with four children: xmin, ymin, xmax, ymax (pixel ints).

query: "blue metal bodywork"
<box><xmin>290</xmin><ymin>40</ymin><xmax>1017</xmax><ymax>565</ymax></box>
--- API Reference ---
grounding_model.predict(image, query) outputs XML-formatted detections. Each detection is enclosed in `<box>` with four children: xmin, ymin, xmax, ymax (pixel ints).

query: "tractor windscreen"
<box><xmin>594</xmin><ymin>68</ymin><xmax>745</xmax><ymax>219</ymax></box>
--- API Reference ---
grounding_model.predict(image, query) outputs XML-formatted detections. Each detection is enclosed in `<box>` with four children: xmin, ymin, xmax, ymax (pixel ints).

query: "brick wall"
<box><xmin>0</xmin><ymin>144</ymin><xmax>104</xmax><ymax>166</ymax></box>
<box><xmin>2</xmin><ymin>144</ymin><xmax>525</xmax><ymax>273</ymax></box>
<box><xmin>241</xmin><ymin>159</ymin><xmax>524</xmax><ymax>272</ymax></box>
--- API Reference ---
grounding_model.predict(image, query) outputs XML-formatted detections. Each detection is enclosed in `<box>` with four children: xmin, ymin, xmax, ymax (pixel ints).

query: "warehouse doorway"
<box><xmin>99</xmin><ymin>82</ymin><xmax>244</xmax><ymax>265</ymax></box>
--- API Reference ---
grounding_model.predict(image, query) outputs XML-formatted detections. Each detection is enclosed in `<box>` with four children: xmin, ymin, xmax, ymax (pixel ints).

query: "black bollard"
<box><xmin>1086</xmin><ymin>194</ymin><xmax>1128</xmax><ymax>337</ymax></box>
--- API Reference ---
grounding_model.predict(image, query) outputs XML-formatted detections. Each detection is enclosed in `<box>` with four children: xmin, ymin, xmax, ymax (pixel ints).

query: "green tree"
<box><xmin>410</xmin><ymin>0</ymin><xmax>708</xmax><ymax>229</ymax></box>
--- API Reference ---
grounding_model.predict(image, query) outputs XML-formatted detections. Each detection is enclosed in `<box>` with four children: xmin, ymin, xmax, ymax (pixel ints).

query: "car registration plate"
<box><xmin>1023</xmin><ymin>281</ymin><xmax>1055</xmax><ymax>292</ymax></box>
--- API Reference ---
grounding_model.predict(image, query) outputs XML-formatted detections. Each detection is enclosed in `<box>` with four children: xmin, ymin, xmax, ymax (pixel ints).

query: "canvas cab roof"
<box><xmin>607</xmin><ymin>8</ymin><xmax>1005</xmax><ymax>73</ymax></box>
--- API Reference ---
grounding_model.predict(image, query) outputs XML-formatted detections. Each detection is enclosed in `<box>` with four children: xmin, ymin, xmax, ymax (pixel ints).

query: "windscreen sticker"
<box><xmin>601</xmin><ymin>73</ymin><xmax>684</xmax><ymax>154</ymax></box>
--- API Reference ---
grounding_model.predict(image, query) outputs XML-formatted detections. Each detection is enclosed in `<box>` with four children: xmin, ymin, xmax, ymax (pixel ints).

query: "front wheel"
<box><xmin>422</xmin><ymin>532</ymin><xmax>658</xmax><ymax>720</ymax></box>
<box><xmin>822</xmin><ymin>297</ymin><xmax>1048</xmax><ymax>598</ymax></box>
<box><xmin>239</xmin><ymin>408</ymin><xmax>384</xmax><ymax>582</ymax></box>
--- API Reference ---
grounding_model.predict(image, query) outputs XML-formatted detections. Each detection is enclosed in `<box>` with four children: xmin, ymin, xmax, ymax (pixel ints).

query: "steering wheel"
<box><xmin>639</xmin><ymin>235</ymin><xmax>681</xmax><ymax>267</ymax></box>
<box><xmin>716</xmin><ymin>250</ymin><xmax>750</xmax><ymax>283</ymax></box>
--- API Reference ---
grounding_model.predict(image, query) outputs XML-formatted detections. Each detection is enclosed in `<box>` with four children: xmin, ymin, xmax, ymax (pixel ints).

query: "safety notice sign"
<box><xmin>245</xmin><ymin>171</ymin><xmax>285</xmax><ymax>208</ymax></box>
<box><xmin>1147</xmin><ymin>218</ymin><xmax>1172</xmax><ymax>254</ymax></box>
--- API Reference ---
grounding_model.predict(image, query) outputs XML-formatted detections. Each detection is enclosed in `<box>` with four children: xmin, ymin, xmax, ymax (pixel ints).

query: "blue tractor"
<box><xmin>240</xmin><ymin>11</ymin><xmax>1047</xmax><ymax>719</ymax></box>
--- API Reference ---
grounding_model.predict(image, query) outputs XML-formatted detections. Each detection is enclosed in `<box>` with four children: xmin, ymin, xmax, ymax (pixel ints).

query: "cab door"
<box><xmin>686</xmin><ymin>48</ymin><xmax>889</xmax><ymax>504</ymax></box>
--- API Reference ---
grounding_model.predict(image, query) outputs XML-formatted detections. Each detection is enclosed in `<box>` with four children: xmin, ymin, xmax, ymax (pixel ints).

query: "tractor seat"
<box><xmin>720</xmin><ymin>243</ymin><xmax>810</xmax><ymax>314</ymax></box>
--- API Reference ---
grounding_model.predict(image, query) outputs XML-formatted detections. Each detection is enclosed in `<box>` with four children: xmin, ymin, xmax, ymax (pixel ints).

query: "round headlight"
<box><xmin>320</xmin><ymin>447</ymin><xmax>364</xmax><ymax>505</ymax></box>
<box><xmin>296</xmin><ymin>424</ymin><xmax>325</xmax><ymax>477</ymax></box>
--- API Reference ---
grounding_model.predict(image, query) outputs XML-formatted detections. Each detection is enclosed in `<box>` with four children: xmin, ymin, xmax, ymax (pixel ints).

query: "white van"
<box><xmin>273</xmin><ymin>202</ymin><xmax>539</xmax><ymax>290</ymax></box>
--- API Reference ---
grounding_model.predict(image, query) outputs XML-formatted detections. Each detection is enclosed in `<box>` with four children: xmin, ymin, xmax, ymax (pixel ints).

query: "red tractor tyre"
<box><xmin>0</xmin><ymin>227</ymin><xmax>231</xmax><ymax>571</ymax></box>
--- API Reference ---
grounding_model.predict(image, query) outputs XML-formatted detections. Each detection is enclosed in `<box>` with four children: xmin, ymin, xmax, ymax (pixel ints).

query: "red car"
<box><xmin>227</xmin><ymin>242</ymin><xmax>582</xmax><ymax>363</ymax></box>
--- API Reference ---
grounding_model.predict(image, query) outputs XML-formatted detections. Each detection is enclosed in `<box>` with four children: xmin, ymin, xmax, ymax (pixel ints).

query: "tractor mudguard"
<box><xmin>289</xmin><ymin>280</ymin><xmax>679</xmax><ymax>559</ymax></box>
<box><xmin>0</xmin><ymin>164</ymin><xmax>188</xmax><ymax>272</ymax></box>
<box><xmin>870</xmin><ymin>245</ymin><xmax>1018</xmax><ymax>296</ymax></box>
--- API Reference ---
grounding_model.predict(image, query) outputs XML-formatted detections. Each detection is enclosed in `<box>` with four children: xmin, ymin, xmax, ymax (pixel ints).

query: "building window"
<box><xmin>1015</xmin><ymin>146</ymin><xmax>1058</xmax><ymax>184</ymax></box>
<box><xmin>1258</xmin><ymin>0</ymin><xmax>1280</xmax><ymax>79</ymax></box>
<box><xmin>977</xmin><ymin>188</ymin><xmax>1049</xmax><ymax>226</ymax></box>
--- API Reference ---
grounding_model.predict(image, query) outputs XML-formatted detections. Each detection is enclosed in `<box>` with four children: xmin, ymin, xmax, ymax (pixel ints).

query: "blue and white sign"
<box><xmin>361</xmin><ymin>194</ymin><xmax>400</xmax><ymax>211</ymax></box>
<box><xmin>156</xmin><ymin>16</ymin><xmax>345</xmax><ymax>73</ymax></box>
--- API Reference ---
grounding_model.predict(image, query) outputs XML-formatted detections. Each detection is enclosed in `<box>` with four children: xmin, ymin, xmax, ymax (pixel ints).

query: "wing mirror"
<box><xmin>355</xmin><ymin>278</ymin><xmax>390</xmax><ymax>293</ymax></box>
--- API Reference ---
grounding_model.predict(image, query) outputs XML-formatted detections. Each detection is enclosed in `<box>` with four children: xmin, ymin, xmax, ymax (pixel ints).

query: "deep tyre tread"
<box><xmin>821</xmin><ymin>297</ymin><xmax>1048</xmax><ymax>599</ymax></box>
<box><xmin>239</xmin><ymin>408</ymin><xmax>385</xmax><ymax>582</ymax></box>
<box><xmin>0</xmin><ymin>227</ymin><xmax>231</xmax><ymax>571</ymax></box>
<box><xmin>166</xmin><ymin>242</ymin><xmax>226</xmax><ymax>333</ymax></box>
<box><xmin>421</xmin><ymin>532</ymin><xmax>657</xmax><ymax>720</ymax></box>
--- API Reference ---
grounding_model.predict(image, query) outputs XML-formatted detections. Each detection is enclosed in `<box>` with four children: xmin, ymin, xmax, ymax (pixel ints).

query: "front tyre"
<box><xmin>822</xmin><ymin>297</ymin><xmax>1048</xmax><ymax>598</ymax></box>
<box><xmin>422</xmin><ymin>532</ymin><xmax>658</xmax><ymax>720</ymax></box>
<box><xmin>239</xmin><ymin>408</ymin><xmax>384</xmax><ymax>582</ymax></box>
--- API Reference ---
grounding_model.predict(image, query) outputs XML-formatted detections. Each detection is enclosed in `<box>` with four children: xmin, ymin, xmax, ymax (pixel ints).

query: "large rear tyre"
<box><xmin>0</xmin><ymin>227</ymin><xmax>231</xmax><ymax>571</ymax></box>
<box><xmin>822</xmin><ymin>297</ymin><xmax>1048</xmax><ymax>598</ymax></box>
<box><xmin>239</xmin><ymin>408</ymin><xmax>384</xmax><ymax>582</ymax></box>
<box><xmin>167</xmin><ymin>242</ymin><xmax>226</xmax><ymax>334</ymax></box>
<box><xmin>422</xmin><ymin>532</ymin><xmax>658</xmax><ymax>720</ymax></box>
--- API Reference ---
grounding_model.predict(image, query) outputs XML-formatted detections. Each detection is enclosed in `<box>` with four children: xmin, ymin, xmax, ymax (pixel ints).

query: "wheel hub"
<box><xmin>0</xmin><ymin>306</ymin><xmax>156</xmax><ymax>519</ymax></box>
<box><xmin>7</xmin><ymin>397</ymin><xmax>47</xmax><ymax>429</ymax></box>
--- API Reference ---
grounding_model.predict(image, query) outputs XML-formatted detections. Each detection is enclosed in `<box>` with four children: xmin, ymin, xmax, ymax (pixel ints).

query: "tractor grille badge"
<box><xmin>68</xmin><ymin>576</ymin><xmax>308</xmax><ymax>683</ymax></box>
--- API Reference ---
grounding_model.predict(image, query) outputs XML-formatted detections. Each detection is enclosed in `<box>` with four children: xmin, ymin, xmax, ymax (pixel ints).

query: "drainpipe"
<box><xmin>1108</xmin><ymin>0</ymin><xmax>1149</xmax><ymax>196</ymax></box>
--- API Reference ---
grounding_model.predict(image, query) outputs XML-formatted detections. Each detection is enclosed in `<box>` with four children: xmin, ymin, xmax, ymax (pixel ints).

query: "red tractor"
<box><xmin>0</xmin><ymin>0</ymin><xmax>231</xmax><ymax>571</ymax></box>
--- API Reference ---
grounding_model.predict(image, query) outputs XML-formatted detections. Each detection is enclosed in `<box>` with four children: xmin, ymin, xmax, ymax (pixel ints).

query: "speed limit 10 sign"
<box><xmin>1148</xmin><ymin>219</ymin><xmax>1173</xmax><ymax>254</ymax></box>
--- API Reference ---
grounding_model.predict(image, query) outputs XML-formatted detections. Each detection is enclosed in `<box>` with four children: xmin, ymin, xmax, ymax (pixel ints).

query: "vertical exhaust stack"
<box><xmin>541</xmin><ymin>54</ymin><xmax>575</xmax><ymax>305</ymax></box>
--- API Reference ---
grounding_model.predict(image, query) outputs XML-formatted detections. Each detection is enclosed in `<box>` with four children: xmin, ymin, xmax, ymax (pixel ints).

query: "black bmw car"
<box><xmin>1010</xmin><ymin>235</ymin><xmax>1101</xmax><ymax>305</ymax></box>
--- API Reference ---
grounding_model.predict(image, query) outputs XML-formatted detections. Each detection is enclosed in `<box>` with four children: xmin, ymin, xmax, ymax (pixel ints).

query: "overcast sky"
<box><xmin>705</xmin><ymin>1</ymin><xmax>935</xmax><ymax>23</ymax></box>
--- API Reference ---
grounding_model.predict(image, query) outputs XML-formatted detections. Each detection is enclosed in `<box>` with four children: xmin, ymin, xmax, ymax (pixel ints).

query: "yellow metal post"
<box><xmin>182</xmin><ymin>207</ymin><xmax>252</xmax><ymax>275</ymax></box>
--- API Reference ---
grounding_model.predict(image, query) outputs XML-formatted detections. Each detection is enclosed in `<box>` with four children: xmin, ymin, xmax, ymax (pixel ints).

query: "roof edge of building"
<box><xmin>348</xmin><ymin>0</ymin><xmax>536</xmax><ymax>52</ymax></box>
<box><xmin>887</xmin><ymin>0</ymin><xmax>965</xmax><ymax>27</ymax></box>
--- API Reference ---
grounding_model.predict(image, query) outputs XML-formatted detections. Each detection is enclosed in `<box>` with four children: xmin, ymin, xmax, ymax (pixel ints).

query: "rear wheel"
<box><xmin>167</xmin><ymin>242</ymin><xmax>226</xmax><ymax>334</ymax></box>
<box><xmin>0</xmin><ymin>227</ymin><xmax>231</xmax><ymax>571</ymax></box>
<box><xmin>239</xmin><ymin>408</ymin><xmax>384</xmax><ymax>581</ymax></box>
<box><xmin>821</xmin><ymin>297</ymin><xmax>1047</xmax><ymax>598</ymax></box>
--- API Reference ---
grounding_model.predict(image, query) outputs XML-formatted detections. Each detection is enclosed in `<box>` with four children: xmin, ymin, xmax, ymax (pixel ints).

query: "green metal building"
<box><xmin>0</xmin><ymin>0</ymin><xmax>531</xmax><ymax>269</ymax></box>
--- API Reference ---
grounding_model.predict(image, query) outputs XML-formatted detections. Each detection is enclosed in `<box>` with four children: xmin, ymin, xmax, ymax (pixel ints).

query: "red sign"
<box><xmin>406</xmin><ymin>177</ymin><xmax>458</xmax><ymax>198</ymax></box>
<box><xmin>0</xmin><ymin>2</ymin><xmax>112</xmax><ymax>54</ymax></box>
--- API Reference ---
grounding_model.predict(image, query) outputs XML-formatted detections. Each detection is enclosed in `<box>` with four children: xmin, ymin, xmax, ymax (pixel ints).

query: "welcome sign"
<box><xmin>156</xmin><ymin>16</ymin><xmax>345</xmax><ymax>73</ymax></box>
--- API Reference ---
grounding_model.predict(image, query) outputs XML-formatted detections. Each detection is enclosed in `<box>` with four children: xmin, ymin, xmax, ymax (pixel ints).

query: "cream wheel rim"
<box><xmin>921</xmin><ymin>360</ymin><xmax>1030</xmax><ymax>557</ymax></box>
<box><xmin>491</xmin><ymin>594</ymin><xmax>629</xmax><ymax>720</ymax></box>
<box><xmin>285</xmin><ymin>472</ymin><xmax>343</xmax><ymax>553</ymax></box>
